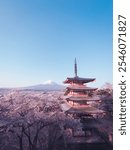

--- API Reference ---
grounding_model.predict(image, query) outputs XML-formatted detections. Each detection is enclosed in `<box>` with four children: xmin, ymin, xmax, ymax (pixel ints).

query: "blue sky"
<box><xmin>0</xmin><ymin>0</ymin><xmax>112</xmax><ymax>88</ymax></box>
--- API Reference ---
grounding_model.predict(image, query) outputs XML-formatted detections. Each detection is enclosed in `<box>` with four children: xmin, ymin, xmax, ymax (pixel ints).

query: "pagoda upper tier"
<box><xmin>64</xmin><ymin>76</ymin><xmax>96</xmax><ymax>84</ymax></box>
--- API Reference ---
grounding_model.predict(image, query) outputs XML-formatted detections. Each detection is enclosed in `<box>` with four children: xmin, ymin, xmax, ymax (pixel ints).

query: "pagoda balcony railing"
<box><xmin>66</xmin><ymin>100</ymin><xmax>90</xmax><ymax>107</ymax></box>
<box><xmin>68</xmin><ymin>84</ymin><xmax>86</xmax><ymax>88</ymax></box>
<box><xmin>68</xmin><ymin>93</ymin><xmax>88</xmax><ymax>97</ymax></box>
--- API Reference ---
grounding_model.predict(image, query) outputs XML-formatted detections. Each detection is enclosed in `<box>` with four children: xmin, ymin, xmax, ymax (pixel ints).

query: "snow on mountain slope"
<box><xmin>43</xmin><ymin>80</ymin><xmax>58</xmax><ymax>85</ymax></box>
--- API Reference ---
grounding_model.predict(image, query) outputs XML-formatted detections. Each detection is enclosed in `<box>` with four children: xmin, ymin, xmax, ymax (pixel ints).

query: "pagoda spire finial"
<box><xmin>74</xmin><ymin>58</ymin><xmax>78</xmax><ymax>77</ymax></box>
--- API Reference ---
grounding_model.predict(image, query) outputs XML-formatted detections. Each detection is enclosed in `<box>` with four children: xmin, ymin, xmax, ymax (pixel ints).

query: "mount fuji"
<box><xmin>22</xmin><ymin>80</ymin><xmax>65</xmax><ymax>91</ymax></box>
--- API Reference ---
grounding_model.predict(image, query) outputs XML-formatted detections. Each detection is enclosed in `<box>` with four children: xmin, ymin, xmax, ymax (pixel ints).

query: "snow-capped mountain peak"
<box><xmin>43</xmin><ymin>80</ymin><xmax>57</xmax><ymax>85</ymax></box>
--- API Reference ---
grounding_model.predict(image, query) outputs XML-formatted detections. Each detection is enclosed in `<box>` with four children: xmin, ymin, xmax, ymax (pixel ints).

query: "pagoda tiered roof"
<box><xmin>61</xmin><ymin>102</ymin><xmax>103</xmax><ymax>114</ymax></box>
<box><xmin>66</xmin><ymin>96</ymin><xmax>100</xmax><ymax>102</ymax></box>
<box><xmin>66</xmin><ymin>86</ymin><xmax>97</xmax><ymax>91</ymax></box>
<box><xmin>64</xmin><ymin>86</ymin><xmax>97</xmax><ymax>95</ymax></box>
<box><xmin>64</xmin><ymin>76</ymin><xmax>96</xmax><ymax>84</ymax></box>
<box><xmin>62</xmin><ymin>58</ymin><xmax>102</xmax><ymax>116</ymax></box>
<box><xmin>65</xmin><ymin>106</ymin><xmax>104</xmax><ymax>115</ymax></box>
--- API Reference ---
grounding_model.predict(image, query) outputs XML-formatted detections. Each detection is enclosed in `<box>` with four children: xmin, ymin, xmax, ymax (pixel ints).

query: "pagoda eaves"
<box><xmin>65</xmin><ymin>106</ymin><xmax>104</xmax><ymax>115</ymax></box>
<box><xmin>66</xmin><ymin>86</ymin><xmax>97</xmax><ymax>91</ymax></box>
<box><xmin>64</xmin><ymin>77</ymin><xmax>96</xmax><ymax>84</ymax></box>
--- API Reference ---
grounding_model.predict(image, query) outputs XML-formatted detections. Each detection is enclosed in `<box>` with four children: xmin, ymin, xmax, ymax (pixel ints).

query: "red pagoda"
<box><xmin>61</xmin><ymin>59</ymin><xmax>112</xmax><ymax>149</ymax></box>
<box><xmin>62</xmin><ymin>59</ymin><xmax>109</xmax><ymax>141</ymax></box>
<box><xmin>63</xmin><ymin>58</ymin><xmax>103</xmax><ymax>118</ymax></box>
